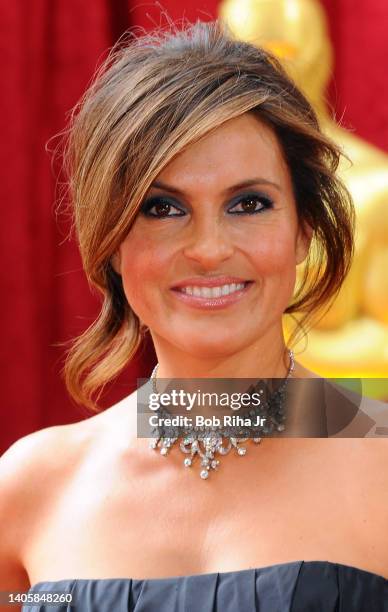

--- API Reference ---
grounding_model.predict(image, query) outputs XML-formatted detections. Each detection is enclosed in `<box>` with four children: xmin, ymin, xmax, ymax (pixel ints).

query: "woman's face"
<box><xmin>114</xmin><ymin>113</ymin><xmax>311</xmax><ymax>358</ymax></box>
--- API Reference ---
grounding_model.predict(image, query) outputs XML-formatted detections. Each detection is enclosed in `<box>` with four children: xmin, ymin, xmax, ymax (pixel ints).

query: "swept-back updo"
<box><xmin>62</xmin><ymin>20</ymin><xmax>354</xmax><ymax>409</ymax></box>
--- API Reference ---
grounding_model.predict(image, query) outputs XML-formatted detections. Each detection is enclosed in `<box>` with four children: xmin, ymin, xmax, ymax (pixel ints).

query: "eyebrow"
<box><xmin>150</xmin><ymin>177</ymin><xmax>281</xmax><ymax>195</ymax></box>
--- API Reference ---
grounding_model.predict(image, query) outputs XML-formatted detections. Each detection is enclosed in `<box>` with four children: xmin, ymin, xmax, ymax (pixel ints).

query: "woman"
<box><xmin>1</xmin><ymin>20</ymin><xmax>387</xmax><ymax>611</ymax></box>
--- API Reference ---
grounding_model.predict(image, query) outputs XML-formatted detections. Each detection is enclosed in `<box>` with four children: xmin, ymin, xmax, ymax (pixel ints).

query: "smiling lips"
<box><xmin>180</xmin><ymin>282</ymin><xmax>245</xmax><ymax>298</ymax></box>
<box><xmin>171</xmin><ymin>277</ymin><xmax>253</xmax><ymax>309</ymax></box>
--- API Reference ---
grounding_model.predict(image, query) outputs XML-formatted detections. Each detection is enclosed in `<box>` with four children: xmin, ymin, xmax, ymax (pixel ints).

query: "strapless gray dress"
<box><xmin>22</xmin><ymin>560</ymin><xmax>388</xmax><ymax>611</ymax></box>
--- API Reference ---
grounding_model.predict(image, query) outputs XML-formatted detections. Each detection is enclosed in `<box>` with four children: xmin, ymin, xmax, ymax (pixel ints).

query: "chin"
<box><xmin>169</xmin><ymin>327</ymin><xmax>256</xmax><ymax>359</ymax></box>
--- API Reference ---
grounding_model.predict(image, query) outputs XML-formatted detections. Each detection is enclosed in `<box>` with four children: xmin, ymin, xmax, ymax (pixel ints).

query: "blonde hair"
<box><xmin>62</xmin><ymin>20</ymin><xmax>354</xmax><ymax>410</ymax></box>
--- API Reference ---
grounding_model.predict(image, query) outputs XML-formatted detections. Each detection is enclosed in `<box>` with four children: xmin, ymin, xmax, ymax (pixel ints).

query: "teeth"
<box><xmin>181</xmin><ymin>283</ymin><xmax>246</xmax><ymax>298</ymax></box>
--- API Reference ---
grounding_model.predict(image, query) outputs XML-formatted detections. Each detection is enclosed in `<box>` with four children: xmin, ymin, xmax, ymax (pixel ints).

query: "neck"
<box><xmin>150</xmin><ymin>324</ymin><xmax>290</xmax><ymax>380</ymax></box>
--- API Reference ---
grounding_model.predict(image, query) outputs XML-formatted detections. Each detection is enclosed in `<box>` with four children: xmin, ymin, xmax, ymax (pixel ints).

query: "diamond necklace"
<box><xmin>149</xmin><ymin>350</ymin><xmax>294</xmax><ymax>479</ymax></box>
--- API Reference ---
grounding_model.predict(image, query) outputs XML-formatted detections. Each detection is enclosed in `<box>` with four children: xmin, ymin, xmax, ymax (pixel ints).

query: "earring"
<box><xmin>139</xmin><ymin>321</ymin><xmax>149</xmax><ymax>336</ymax></box>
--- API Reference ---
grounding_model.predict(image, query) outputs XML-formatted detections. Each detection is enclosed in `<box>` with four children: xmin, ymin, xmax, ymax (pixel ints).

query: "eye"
<box><xmin>228</xmin><ymin>193</ymin><xmax>274</xmax><ymax>215</ymax></box>
<box><xmin>140</xmin><ymin>197</ymin><xmax>185</xmax><ymax>218</ymax></box>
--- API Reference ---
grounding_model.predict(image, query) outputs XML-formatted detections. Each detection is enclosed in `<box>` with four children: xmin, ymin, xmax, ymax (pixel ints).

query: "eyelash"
<box><xmin>139</xmin><ymin>193</ymin><xmax>274</xmax><ymax>218</ymax></box>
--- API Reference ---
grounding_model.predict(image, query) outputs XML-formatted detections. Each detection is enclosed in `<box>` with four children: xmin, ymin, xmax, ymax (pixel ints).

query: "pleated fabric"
<box><xmin>23</xmin><ymin>560</ymin><xmax>388</xmax><ymax>611</ymax></box>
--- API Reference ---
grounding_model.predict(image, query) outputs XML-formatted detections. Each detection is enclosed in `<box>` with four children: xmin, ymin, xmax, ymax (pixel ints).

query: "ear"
<box><xmin>295</xmin><ymin>220</ymin><xmax>313</xmax><ymax>265</ymax></box>
<box><xmin>110</xmin><ymin>250</ymin><xmax>122</xmax><ymax>275</ymax></box>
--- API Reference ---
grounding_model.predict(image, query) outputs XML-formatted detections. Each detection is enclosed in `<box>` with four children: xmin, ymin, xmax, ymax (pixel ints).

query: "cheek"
<box><xmin>248</xmin><ymin>227</ymin><xmax>297</xmax><ymax>276</ymax></box>
<box><xmin>118</xmin><ymin>230</ymin><xmax>172</xmax><ymax>308</ymax></box>
<box><xmin>245</xmin><ymin>226</ymin><xmax>298</xmax><ymax>312</ymax></box>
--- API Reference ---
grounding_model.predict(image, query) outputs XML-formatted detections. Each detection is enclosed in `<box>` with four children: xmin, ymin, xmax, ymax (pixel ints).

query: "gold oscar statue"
<box><xmin>220</xmin><ymin>0</ymin><xmax>388</xmax><ymax>388</ymax></box>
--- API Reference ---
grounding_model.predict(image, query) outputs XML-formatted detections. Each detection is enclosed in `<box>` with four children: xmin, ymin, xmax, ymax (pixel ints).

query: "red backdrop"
<box><xmin>1</xmin><ymin>0</ymin><xmax>387</xmax><ymax>454</ymax></box>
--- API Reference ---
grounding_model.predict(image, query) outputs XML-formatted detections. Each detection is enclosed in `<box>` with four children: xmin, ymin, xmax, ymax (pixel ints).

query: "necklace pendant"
<box><xmin>150</xmin><ymin>432</ymin><xmax>255</xmax><ymax>479</ymax></box>
<box><xmin>148</xmin><ymin>350</ymin><xmax>293</xmax><ymax>480</ymax></box>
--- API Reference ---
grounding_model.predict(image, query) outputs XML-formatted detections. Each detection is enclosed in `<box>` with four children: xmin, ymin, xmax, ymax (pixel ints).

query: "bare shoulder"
<box><xmin>0</xmin><ymin>391</ymin><xmax>141</xmax><ymax>593</ymax></box>
<box><xmin>0</xmin><ymin>410</ymin><xmax>110</xmax><ymax>537</ymax></box>
<box><xmin>341</xmin><ymin>438</ymin><xmax>388</xmax><ymax>550</ymax></box>
<box><xmin>0</xmin><ymin>417</ymin><xmax>97</xmax><ymax>478</ymax></box>
<box><xmin>0</xmin><ymin>390</ymin><xmax>139</xmax><ymax>508</ymax></box>
<box><xmin>0</xmin><ymin>389</ymin><xmax>139</xmax><ymax>494</ymax></box>
<box><xmin>1</xmin><ymin>422</ymin><xmax>82</xmax><ymax>469</ymax></box>
<box><xmin>0</xmin><ymin>422</ymin><xmax>91</xmax><ymax>531</ymax></box>
<box><xmin>0</xmin><ymin>422</ymin><xmax>89</xmax><ymax>593</ymax></box>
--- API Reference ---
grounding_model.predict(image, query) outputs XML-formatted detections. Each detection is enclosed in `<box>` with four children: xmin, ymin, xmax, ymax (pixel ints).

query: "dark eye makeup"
<box><xmin>140</xmin><ymin>197</ymin><xmax>185</xmax><ymax>218</ymax></box>
<box><xmin>139</xmin><ymin>192</ymin><xmax>274</xmax><ymax>219</ymax></box>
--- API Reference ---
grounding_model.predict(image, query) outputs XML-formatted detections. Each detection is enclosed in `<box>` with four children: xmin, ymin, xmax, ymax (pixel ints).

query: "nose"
<box><xmin>182</xmin><ymin>216</ymin><xmax>234</xmax><ymax>269</ymax></box>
